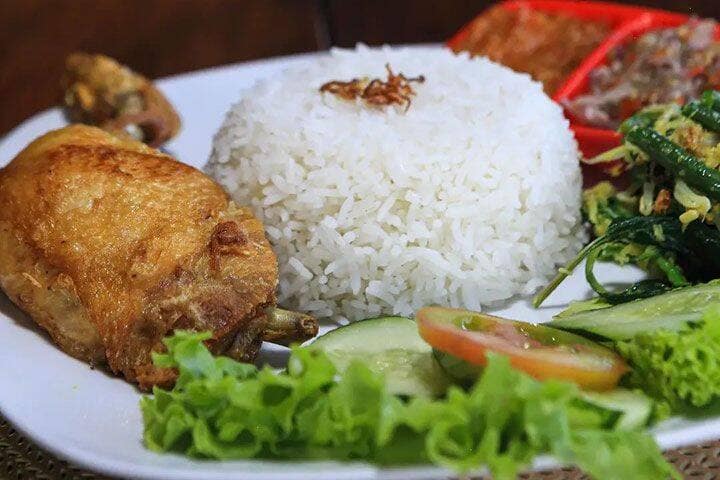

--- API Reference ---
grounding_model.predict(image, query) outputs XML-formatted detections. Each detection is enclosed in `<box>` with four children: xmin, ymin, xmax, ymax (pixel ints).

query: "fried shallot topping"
<box><xmin>319</xmin><ymin>64</ymin><xmax>425</xmax><ymax>111</ymax></box>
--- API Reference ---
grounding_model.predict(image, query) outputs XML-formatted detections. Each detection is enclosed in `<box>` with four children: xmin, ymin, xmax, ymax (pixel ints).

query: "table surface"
<box><xmin>2</xmin><ymin>1</ymin><xmax>720</xmax><ymax>478</ymax></box>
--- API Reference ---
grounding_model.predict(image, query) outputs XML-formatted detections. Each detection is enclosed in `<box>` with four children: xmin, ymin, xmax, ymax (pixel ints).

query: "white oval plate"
<box><xmin>1</xmin><ymin>49</ymin><xmax>719</xmax><ymax>480</ymax></box>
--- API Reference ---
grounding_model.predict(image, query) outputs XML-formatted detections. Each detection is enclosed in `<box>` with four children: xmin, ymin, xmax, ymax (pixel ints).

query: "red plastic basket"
<box><xmin>555</xmin><ymin>10</ymin><xmax>695</xmax><ymax>160</ymax></box>
<box><xmin>447</xmin><ymin>1</ymin><xmax>648</xmax><ymax>53</ymax></box>
<box><xmin>448</xmin><ymin>1</ymin><xmax>714</xmax><ymax>163</ymax></box>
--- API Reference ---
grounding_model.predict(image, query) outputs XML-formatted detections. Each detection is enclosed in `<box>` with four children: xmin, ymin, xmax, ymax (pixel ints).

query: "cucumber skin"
<box><xmin>550</xmin><ymin>282</ymin><xmax>720</xmax><ymax>341</ymax></box>
<box><xmin>310</xmin><ymin>316</ymin><xmax>410</xmax><ymax>348</ymax></box>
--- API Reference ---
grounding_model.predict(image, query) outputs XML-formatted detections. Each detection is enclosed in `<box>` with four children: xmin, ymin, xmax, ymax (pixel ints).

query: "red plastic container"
<box><xmin>447</xmin><ymin>1</ymin><xmax>711</xmax><ymax>160</ymax></box>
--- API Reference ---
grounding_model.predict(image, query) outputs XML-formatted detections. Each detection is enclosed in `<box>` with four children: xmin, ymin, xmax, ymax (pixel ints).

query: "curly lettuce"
<box><xmin>141</xmin><ymin>331</ymin><xmax>677</xmax><ymax>479</ymax></box>
<box><xmin>616</xmin><ymin>306</ymin><xmax>720</xmax><ymax>410</ymax></box>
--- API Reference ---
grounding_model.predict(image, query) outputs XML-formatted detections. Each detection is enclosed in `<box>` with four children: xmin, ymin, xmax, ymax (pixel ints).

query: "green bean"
<box><xmin>625</xmin><ymin>126</ymin><xmax>720</xmax><ymax>201</ymax></box>
<box><xmin>682</xmin><ymin>101</ymin><xmax>720</xmax><ymax>132</ymax></box>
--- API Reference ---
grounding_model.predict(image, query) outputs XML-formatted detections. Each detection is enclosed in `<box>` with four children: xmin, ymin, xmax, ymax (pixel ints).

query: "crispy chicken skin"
<box><xmin>0</xmin><ymin>125</ymin><xmax>278</xmax><ymax>388</ymax></box>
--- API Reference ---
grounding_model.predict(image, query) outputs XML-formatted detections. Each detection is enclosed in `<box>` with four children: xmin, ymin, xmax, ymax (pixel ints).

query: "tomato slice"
<box><xmin>417</xmin><ymin>306</ymin><xmax>628</xmax><ymax>391</ymax></box>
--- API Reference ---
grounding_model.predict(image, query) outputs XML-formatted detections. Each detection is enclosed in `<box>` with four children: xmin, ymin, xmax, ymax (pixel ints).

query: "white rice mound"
<box><xmin>207</xmin><ymin>45</ymin><xmax>585</xmax><ymax>323</ymax></box>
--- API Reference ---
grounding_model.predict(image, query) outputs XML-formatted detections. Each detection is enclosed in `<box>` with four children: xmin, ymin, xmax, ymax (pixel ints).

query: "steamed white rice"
<box><xmin>207</xmin><ymin>45</ymin><xmax>585</xmax><ymax>323</ymax></box>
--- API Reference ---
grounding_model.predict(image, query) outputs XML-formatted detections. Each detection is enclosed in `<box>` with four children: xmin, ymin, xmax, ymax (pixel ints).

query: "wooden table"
<box><xmin>2</xmin><ymin>0</ymin><xmax>720</xmax><ymax>136</ymax></box>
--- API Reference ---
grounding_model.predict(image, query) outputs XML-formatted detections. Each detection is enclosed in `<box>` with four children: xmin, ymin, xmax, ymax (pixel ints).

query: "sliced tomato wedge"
<box><xmin>417</xmin><ymin>306</ymin><xmax>628</xmax><ymax>391</ymax></box>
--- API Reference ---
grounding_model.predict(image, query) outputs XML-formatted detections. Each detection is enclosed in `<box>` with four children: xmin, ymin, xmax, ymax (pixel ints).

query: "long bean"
<box><xmin>682</xmin><ymin>101</ymin><xmax>720</xmax><ymax>132</ymax></box>
<box><xmin>625</xmin><ymin>126</ymin><xmax>720</xmax><ymax>202</ymax></box>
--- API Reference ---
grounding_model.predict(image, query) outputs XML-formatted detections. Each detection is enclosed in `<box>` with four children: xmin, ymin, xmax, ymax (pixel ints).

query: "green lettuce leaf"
<box><xmin>141</xmin><ymin>331</ymin><xmax>678</xmax><ymax>479</ymax></box>
<box><xmin>616</xmin><ymin>306</ymin><xmax>720</xmax><ymax>410</ymax></box>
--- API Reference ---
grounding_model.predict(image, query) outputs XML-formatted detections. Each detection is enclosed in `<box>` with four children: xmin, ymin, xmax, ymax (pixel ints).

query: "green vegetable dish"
<box><xmin>530</xmin><ymin>90</ymin><xmax>720</xmax><ymax>416</ymax></box>
<box><xmin>535</xmin><ymin>90</ymin><xmax>720</xmax><ymax>307</ymax></box>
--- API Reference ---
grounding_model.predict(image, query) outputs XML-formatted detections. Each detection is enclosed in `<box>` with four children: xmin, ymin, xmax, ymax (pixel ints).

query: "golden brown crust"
<box><xmin>0</xmin><ymin>220</ymin><xmax>104</xmax><ymax>363</ymax></box>
<box><xmin>0</xmin><ymin>125</ymin><xmax>278</xmax><ymax>385</ymax></box>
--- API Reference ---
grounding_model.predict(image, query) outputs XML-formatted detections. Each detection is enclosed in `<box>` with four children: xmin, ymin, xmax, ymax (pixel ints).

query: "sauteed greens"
<box><xmin>535</xmin><ymin>91</ymin><xmax>720</xmax><ymax>307</ymax></box>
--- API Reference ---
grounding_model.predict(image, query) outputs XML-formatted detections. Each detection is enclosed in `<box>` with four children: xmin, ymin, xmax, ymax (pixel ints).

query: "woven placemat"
<box><xmin>2</xmin><ymin>416</ymin><xmax>719</xmax><ymax>480</ymax></box>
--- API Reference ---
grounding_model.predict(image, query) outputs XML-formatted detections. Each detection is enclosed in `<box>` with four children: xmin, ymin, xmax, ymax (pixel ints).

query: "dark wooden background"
<box><xmin>2</xmin><ymin>0</ymin><xmax>719</xmax><ymax>135</ymax></box>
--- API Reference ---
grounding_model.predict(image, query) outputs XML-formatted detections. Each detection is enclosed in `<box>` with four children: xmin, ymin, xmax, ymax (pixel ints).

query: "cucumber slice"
<box><xmin>310</xmin><ymin>316</ymin><xmax>451</xmax><ymax>397</ymax></box>
<box><xmin>580</xmin><ymin>389</ymin><xmax>653</xmax><ymax>430</ymax></box>
<box><xmin>550</xmin><ymin>282</ymin><xmax>720</xmax><ymax>340</ymax></box>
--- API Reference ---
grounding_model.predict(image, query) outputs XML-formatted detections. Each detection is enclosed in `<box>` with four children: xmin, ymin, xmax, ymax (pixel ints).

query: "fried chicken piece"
<box><xmin>0</xmin><ymin>125</ymin><xmax>287</xmax><ymax>388</ymax></box>
<box><xmin>61</xmin><ymin>53</ymin><xmax>181</xmax><ymax>147</ymax></box>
